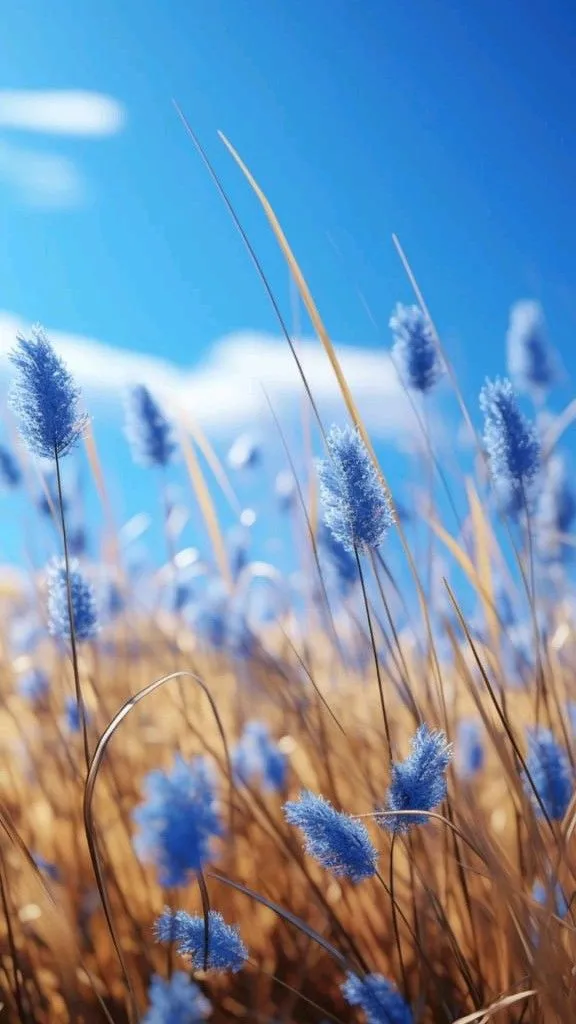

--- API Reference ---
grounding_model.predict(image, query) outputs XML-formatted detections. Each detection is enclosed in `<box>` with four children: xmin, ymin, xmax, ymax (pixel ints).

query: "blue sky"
<box><xmin>0</xmin><ymin>0</ymin><xmax>575</xmax><ymax>579</ymax></box>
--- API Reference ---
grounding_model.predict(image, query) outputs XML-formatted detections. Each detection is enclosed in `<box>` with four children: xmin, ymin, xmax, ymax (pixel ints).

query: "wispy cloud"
<box><xmin>0</xmin><ymin>89</ymin><xmax>126</xmax><ymax>209</ymax></box>
<box><xmin>0</xmin><ymin>313</ymin><xmax>429</xmax><ymax>445</ymax></box>
<box><xmin>0</xmin><ymin>142</ymin><xmax>84</xmax><ymax>208</ymax></box>
<box><xmin>0</xmin><ymin>90</ymin><xmax>125</xmax><ymax>137</ymax></box>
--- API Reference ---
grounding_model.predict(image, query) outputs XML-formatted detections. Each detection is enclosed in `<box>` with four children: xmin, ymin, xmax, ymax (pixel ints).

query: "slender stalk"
<box><xmin>354</xmin><ymin>545</ymin><xmax>393</xmax><ymax>761</ymax></box>
<box><xmin>389</xmin><ymin>833</ymin><xmax>409</xmax><ymax>997</ymax></box>
<box><xmin>54</xmin><ymin>448</ymin><xmax>90</xmax><ymax>770</ymax></box>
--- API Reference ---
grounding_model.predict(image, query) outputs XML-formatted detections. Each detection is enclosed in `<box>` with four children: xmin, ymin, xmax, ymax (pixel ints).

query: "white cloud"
<box><xmin>0</xmin><ymin>313</ymin><xmax>427</xmax><ymax>445</ymax></box>
<box><xmin>0</xmin><ymin>141</ymin><xmax>84</xmax><ymax>208</ymax></box>
<box><xmin>0</xmin><ymin>90</ymin><xmax>126</xmax><ymax>137</ymax></box>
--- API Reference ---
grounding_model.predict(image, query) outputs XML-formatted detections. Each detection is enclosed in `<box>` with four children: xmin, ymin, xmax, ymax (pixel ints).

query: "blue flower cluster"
<box><xmin>525</xmin><ymin>728</ymin><xmax>572</xmax><ymax>821</ymax></box>
<box><xmin>47</xmin><ymin>558</ymin><xmax>99</xmax><ymax>643</ymax></box>
<box><xmin>342</xmin><ymin>972</ymin><xmax>413</xmax><ymax>1024</ymax></box>
<box><xmin>284</xmin><ymin>790</ymin><xmax>378</xmax><ymax>882</ymax></box>
<box><xmin>389</xmin><ymin>302</ymin><xmax>442</xmax><ymax>394</ymax></box>
<box><xmin>317</xmin><ymin>425</ymin><xmax>393</xmax><ymax>553</ymax></box>
<box><xmin>133</xmin><ymin>755</ymin><xmax>222</xmax><ymax>886</ymax></box>
<box><xmin>142</xmin><ymin>972</ymin><xmax>211</xmax><ymax>1024</ymax></box>
<box><xmin>125</xmin><ymin>384</ymin><xmax>176</xmax><ymax>468</ymax></box>
<box><xmin>232</xmin><ymin>721</ymin><xmax>287</xmax><ymax>792</ymax></box>
<box><xmin>379</xmin><ymin>725</ymin><xmax>452</xmax><ymax>834</ymax></box>
<box><xmin>480</xmin><ymin>377</ymin><xmax>540</xmax><ymax>515</ymax></box>
<box><xmin>9</xmin><ymin>327</ymin><xmax>87</xmax><ymax>460</ymax></box>
<box><xmin>155</xmin><ymin>909</ymin><xmax>247</xmax><ymax>973</ymax></box>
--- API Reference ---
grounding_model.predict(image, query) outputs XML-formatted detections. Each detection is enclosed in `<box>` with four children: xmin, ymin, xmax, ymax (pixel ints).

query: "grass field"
<box><xmin>1</xmin><ymin>141</ymin><xmax>576</xmax><ymax>1024</ymax></box>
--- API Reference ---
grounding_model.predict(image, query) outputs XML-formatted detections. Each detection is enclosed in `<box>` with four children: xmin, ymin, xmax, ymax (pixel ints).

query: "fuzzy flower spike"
<box><xmin>525</xmin><ymin>727</ymin><xmax>572</xmax><ymax>821</ymax></box>
<box><xmin>317</xmin><ymin>424</ymin><xmax>394</xmax><ymax>553</ymax></box>
<box><xmin>342</xmin><ymin>972</ymin><xmax>413</xmax><ymax>1024</ymax></box>
<box><xmin>389</xmin><ymin>302</ymin><xmax>442</xmax><ymax>394</ymax></box>
<box><xmin>142</xmin><ymin>972</ymin><xmax>211</xmax><ymax>1024</ymax></box>
<box><xmin>47</xmin><ymin>558</ymin><xmax>99</xmax><ymax>643</ymax></box>
<box><xmin>480</xmin><ymin>377</ymin><xmax>540</xmax><ymax>515</ymax></box>
<box><xmin>284</xmin><ymin>790</ymin><xmax>378</xmax><ymax>882</ymax></box>
<box><xmin>9</xmin><ymin>326</ymin><xmax>87</xmax><ymax>460</ymax></box>
<box><xmin>125</xmin><ymin>384</ymin><xmax>176</xmax><ymax>468</ymax></box>
<box><xmin>507</xmin><ymin>299</ymin><xmax>555</xmax><ymax>395</ymax></box>
<box><xmin>155</xmin><ymin>909</ymin><xmax>247</xmax><ymax>973</ymax></box>
<box><xmin>379</xmin><ymin>724</ymin><xmax>452</xmax><ymax>834</ymax></box>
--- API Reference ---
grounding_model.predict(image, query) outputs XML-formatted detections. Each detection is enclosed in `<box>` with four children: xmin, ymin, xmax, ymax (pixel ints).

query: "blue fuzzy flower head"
<box><xmin>456</xmin><ymin>720</ymin><xmax>484</xmax><ymax>780</ymax></box>
<box><xmin>133</xmin><ymin>755</ymin><xmax>222</xmax><ymax>887</ymax></box>
<box><xmin>390</xmin><ymin>303</ymin><xmax>442</xmax><ymax>395</ymax></box>
<box><xmin>155</xmin><ymin>909</ymin><xmax>247</xmax><ymax>973</ymax></box>
<box><xmin>317</xmin><ymin>425</ymin><xmax>394</xmax><ymax>553</ymax></box>
<box><xmin>342</xmin><ymin>972</ymin><xmax>413</xmax><ymax>1024</ymax></box>
<box><xmin>125</xmin><ymin>384</ymin><xmax>176</xmax><ymax>468</ymax></box>
<box><xmin>525</xmin><ymin>727</ymin><xmax>572</xmax><ymax>821</ymax></box>
<box><xmin>8</xmin><ymin>327</ymin><xmax>87</xmax><ymax>460</ymax></box>
<box><xmin>142</xmin><ymin>972</ymin><xmax>211</xmax><ymax>1024</ymax></box>
<box><xmin>480</xmin><ymin>377</ymin><xmax>540</xmax><ymax>515</ymax></box>
<box><xmin>537</xmin><ymin>454</ymin><xmax>576</xmax><ymax>562</ymax></box>
<box><xmin>191</xmin><ymin>583</ymin><xmax>255</xmax><ymax>660</ymax></box>
<box><xmin>47</xmin><ymin>558</ymin><xmax>99</xmax><ymax>643</ymax></box>
<box><xmin>232</xmin><ymin>721</ymin><xmax>288</xmax><ymax>792</ymax></box>
<box><xmin>0</xmin><ymin>444</ymin><xmax>21</xmax><ymax>489</ymax></box>
<box><xmin>283</xmin><ymin>790</ymin><xmax>378</xmax><ymax>882</ymax></box>
<box><xmin>507</xmin><ymin>300</ymin><xmax>555</xmax><ymax>395</ymax></box>
<box><xmin>379</xmin><ymin>725</ymin><xmax>452</xmax><ymax>834</ymax></box>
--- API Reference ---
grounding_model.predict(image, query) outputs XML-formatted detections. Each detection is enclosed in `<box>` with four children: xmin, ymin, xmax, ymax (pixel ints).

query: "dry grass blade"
<box><xmin>451</xmin><ymin>987</ymin><xmax>537</xmax><ymax>1023</ymax></box>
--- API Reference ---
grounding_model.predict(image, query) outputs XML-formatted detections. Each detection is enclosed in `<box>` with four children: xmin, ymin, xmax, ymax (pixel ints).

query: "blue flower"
<box><xmin>232</xmin><ymin>721</ymin><xmax>288</xmax><ymax>792</ymax></box>
<box><xmin>507</xmin><ymin>300</ymin><xmax>555</xmax><ymax>394</ymax></box>
<box><xmin>64</xmin><ymin>696</ymin><xmax>87</xmax><ymax>733</ymax></box>
<box><xmin>537</xmin><ymin>454</ymin><xmax>576</xmax><ymax>562</ymax></box>
<box><xmin>125</xmin><ymin>384</ymin><xmax>176</xmax><ymax>468</ymax></box>
<box><xmin>47</xmin><ymin>558</ymin><xmax>99</xmax><ymax>643</ymax></box>
<box><xmin>191</xmin><ymin>585</ymin><xmax>254</xmax><ymax>660</ymax></box>
<box><xmin>133</xmin><ymin>755</ymin><xmax>222</xmax><ymax>887</ymax></box>
<box><xmin>142</xmin><ymin>972</ymin><xmax>211</xmax><ymax>1024</ymax></box>
<box><xmin>318</xmin><ymin>522</ymin><xmax>358</xmax><ymax>596</ymax></box>
<box><xmin>456</xmin><ymin>720</ymin><xmax>484</xmax><ymax>780</ymax></box>
<box><xmin>8</xmin><ymin>327</ymin><xmax>87</xmax><ymax>460</ymax></box>
<box><xmin>155</xmin><ymin>909</ymin><xmax>247</xmax><ymax>973</ymax></box>
<box><xmin>317</xmin><ymin>425</ymin><xmax>393</xmax><ymax>553</ymax></box>
<box><xmin>0</xmin><ymin>444</ymin><xmax>21</xmax><ymax>488</ymax></box>
<box><xmin>283</xmin><ymin>790</ymin><xmax>378</xmax><ymax>882</ymax></box>
<box><xmin>480</xmin><ymin>377</ymin><xmax>540</xmax><ymax>515</ymax></box>
<box><xmin>389</xmin><ymin>302</ymin><xmax>442</xmax><ymax>394</ymax></box>
<box><xmin>228</xmin><ymin>525</ymin><xmax>250</xmax><ymax>582</ymax></box>
<box><xmin>525</xmin><ymin>728</ymin><xmax>572</xmax><ymax>820</ymax></box>
<box><xmin>342</xmin><ymin>972</ymin><xmax>413</xmax><ymax>1024</ymax></box>
<box><xmin>379</xmin><ymin>725</ymin><xmax>452</xmax><ymax>834</ymax></box>
<box><xmin>17</xmin><ymin>668</ymin><xmax>49</xmax><ymax>703</ymax></box>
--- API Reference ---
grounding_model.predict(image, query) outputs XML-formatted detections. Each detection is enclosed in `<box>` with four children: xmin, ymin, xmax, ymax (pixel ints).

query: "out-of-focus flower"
<box><xmin>125</xmin><ymin>384</ymin><xmax>176</xmax><ymax>468</ymax></box>
<box><xmin>537</xmin><ymin>454</ymin><xmax>576</xmax><ymax>562</ymax></box>
<box><xmin>17</xmin><ymin>667</ymin><xmax>49</xmax><ymax>703</ymax></box>
<box><xmin>142</xmin><ymin>972</ymin><xmax>211</xmax><ymax>1024</ymax></box>
<box><xmin>232</xmin><ymin>721</ymin><xmax>288</xmax><ymax>792</ymax></box>
<box><xmin>456</xmin><ymin>720</ymin><xmax>484</xmax><ymax>780</ymax></box>
<box><xmin>525</xmin><ymin>727</ymin><xmax>572</xmax><ymax>820</ymax></box>
<box><xmin>0</xmin><ymin>444</ymin><xmax>21</xmax><ymax>488</ymax></box>
<box><xmin>275</xmin><ymin>469</ymin><xmax>297</xmax><ymax>511</ymax></box>
<box><xmin>480</xmin><ymin>377</ymin><xmax>540</xmax><ymax>515</ymax></box>
<box><xmin>507</xmin><ymin>300</ymin><xmax>555</xmax><ymax>395</ymax></box>
<box><xmin>133</xmin><ymin>755</ymin><xmax>222</xmax><ymax>887</ymax></box>
<box><xmin>47</xmin><ymin>558</ymin><xmax>99</xmax><ymax>642</ymax></box>
<box><xmin>342</xmin><ymin>971</ymin><xmax>413</xmax><ymax>1024</ymax></box>
<box><xmin>390</xmin><ymin>302</ymin><xmax>443</xmax><ymax>394</ymax></box>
